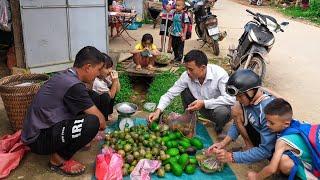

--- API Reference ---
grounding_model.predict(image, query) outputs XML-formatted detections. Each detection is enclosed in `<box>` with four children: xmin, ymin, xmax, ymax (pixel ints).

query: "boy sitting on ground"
<box><xmin>248</xmin><ymin>98</ymin><xmax>319</xmax><ymax>180</ymax></box>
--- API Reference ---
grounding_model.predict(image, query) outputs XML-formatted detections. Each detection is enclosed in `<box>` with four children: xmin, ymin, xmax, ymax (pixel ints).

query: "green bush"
<box><xmin>147</xmin><ymin>71</ymin><xmax>184</xmax><ymax>114</ymax></box>
<box><xmin>279</xmin><ymin>0</ymin><xmax>320</xmax><ymax>24</ymax></box>
<box><xmin>115</xmin><ymin>73</ymin><xmax>133</xmax><ymax>104</ymax></box>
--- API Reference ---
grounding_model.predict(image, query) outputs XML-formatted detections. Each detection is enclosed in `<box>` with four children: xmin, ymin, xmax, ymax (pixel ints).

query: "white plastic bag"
<box><xmin>0</xmin><ymin>0</ymin><xmax>12</xmax><ymax>31</ymax></box>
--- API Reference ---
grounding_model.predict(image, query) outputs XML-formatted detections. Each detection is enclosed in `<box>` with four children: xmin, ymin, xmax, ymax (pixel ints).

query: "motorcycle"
<box><xmin>228</xmin><ymin>9</ymin><xmax>289</xmax><ymax>79</ymax></box>
<box><xmin>186</xmin><ymin>0</ymin><xmax>226</xmax><ymax>56</ymax></box>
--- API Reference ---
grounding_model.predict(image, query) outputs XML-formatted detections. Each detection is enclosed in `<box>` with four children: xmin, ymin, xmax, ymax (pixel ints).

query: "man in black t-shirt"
<box><xmin>22</xmin><ymin>46</ymin><xmax>107</xmax><ymax>176</ymax></box>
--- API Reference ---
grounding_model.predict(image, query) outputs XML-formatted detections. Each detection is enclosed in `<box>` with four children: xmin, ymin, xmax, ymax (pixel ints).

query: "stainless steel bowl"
<box><xmin>115</xmin><ymin>102</ymin><xmax>138</xmax><ymax>116</ymax></box>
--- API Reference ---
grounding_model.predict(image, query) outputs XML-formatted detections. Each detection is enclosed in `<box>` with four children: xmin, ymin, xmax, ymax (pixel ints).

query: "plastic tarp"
<box><xmin>102</xmin><ymin>117</ymin><xmax>237</xmax><ymax>180</ymax></box>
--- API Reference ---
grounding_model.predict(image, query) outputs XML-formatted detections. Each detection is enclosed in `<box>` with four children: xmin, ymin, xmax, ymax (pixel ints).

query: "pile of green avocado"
<box><xmin>104</xmin><ymin>122</ymin><xmax>204</xmax><ymax>177</ymax></box>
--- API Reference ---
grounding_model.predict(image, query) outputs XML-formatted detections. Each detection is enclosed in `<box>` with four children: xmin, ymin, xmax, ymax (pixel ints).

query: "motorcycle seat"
<box><xmin>251</xmin><ymin>26</ymin><xmax>274</xmax><ymax>44</ymax></box>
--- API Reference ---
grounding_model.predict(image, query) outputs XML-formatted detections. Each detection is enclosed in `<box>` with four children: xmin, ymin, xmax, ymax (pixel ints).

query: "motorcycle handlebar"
<box><xmin>246</xmin><ymin>9</ymin><xmax>256</xmax><ymax>16</ymax></box>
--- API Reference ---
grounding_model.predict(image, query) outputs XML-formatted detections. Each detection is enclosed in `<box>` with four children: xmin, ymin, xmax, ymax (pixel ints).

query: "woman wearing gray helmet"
<box><xmin>206</xmin><ymin>69</ymin><xmax>282</xmax><ymax>164</ymax></box>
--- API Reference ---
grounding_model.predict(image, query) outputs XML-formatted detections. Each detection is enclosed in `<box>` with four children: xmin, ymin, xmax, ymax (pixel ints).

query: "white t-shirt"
<box><xmin>157</xmin><ymin>64</ymin><xmax>236</xmax><ymax>111</ymax></box>
<box><xmin>92</xmin><ymin>77</ymin><xmax>112</xmax><ymax>95</ymax></box>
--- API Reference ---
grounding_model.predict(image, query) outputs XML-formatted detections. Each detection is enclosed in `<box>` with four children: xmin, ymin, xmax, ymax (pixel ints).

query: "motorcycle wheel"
<box><xmin>256</xmin><ymin>0</ymin><xmax>263</xmax><ymax>6</ymax></box>
<box><xmin>242</xmin><ymin>56</ymin><xmax>266</xmax><ymax>80</ymax></box>
<box><xmin>212</xmin><ymin>41</ymin><xmax>220</xmax><ymax>56</ymax></box>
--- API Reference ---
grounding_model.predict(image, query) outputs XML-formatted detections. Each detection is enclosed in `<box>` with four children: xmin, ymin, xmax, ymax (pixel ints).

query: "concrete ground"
<box><xmin>1</xmin><ymin>0</ymin><xmax>319</xmax><ymax>178</ymax></box>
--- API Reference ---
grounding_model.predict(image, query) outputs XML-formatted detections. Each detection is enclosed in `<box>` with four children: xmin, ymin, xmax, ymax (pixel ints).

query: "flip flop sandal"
<box><xmin>49</xmin><ymin>159</ymin><xmax>86</xmax><ymax>176</ymax></box>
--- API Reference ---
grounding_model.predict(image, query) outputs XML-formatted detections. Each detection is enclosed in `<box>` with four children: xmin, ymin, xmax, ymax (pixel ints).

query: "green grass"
<box><xmin>115</xmin><ymin>72</ymin><xmax>133</xmax><ymax>104</ymax></box>
<box><xmin>278</xmin><ymin>0</ymin><xmax>320</xmax><ymax>24</ymax></box>
<box><xmin>147</xmin><ymin>69</ymin><xmax>185</xmax><ymax>114</ymax></box>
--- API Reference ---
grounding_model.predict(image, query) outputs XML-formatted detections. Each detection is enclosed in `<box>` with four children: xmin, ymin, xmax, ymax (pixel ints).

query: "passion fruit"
<box><xmin>126</xmin><ymin>154</ymin><xmax>134</xmax><ymax>164</ymax></box>
<box><xmin>117</xmin><ymin>149</ymin><xmax>126</xmax><ymax>157</ymax></box>
<box><xmin>124</xmin><ymin>144</ymin><xmax>132</xmax><ymax>152</ymax></box>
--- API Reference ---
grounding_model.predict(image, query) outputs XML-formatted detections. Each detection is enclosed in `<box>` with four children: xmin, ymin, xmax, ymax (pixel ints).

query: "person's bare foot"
<box><xmin>50</xmin><ymin>153</ymin><xmax>65</xmax><ymax>166</ymax></box>
<box><xmin>147</xmin><ymin>65</ymin><xmax>155</xmax><ymax>71</ymax></box>
<box><xmin>135</xmin><ymin>64</ymin><xmax>142</xmax><ymax>71</ymax></box>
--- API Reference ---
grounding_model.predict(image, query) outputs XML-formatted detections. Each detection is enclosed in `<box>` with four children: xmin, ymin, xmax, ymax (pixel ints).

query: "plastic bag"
<box><xmin>0</xmin><ymin>0</ymin><xmax>11</xmax><ymax>31</ymax></box>
<box><xmin>164</xmin><ymin>111</ymin><xmax>198</xmax><ymax>138</ymax></box>
<box><xmin>0</xmin><ymin>130</ymin><xmax>29</xmax><ymax>179</ymax></box>
<box><xmin>95</xmin><ymin>147</ymin><xmax>124</xmax><ymax>180</ymax></box>
<box><xmin>130</xmin><ymin>159</ymin><xmax>161</xmax><ymax>180</ymax></box>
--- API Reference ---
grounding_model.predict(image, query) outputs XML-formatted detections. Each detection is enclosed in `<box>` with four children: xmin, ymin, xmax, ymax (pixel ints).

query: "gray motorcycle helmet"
<box><xmin>226</xmin><ymin>69</ymin><xmax>261</xmax><ymax>96</ymax></box>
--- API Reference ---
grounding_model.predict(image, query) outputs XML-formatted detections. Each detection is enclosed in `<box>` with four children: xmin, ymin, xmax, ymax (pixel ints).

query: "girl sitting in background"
<box><xmin>131</xmin><ymin>33</ymin><xmax>160</xmax><ymax>71</ymax></box>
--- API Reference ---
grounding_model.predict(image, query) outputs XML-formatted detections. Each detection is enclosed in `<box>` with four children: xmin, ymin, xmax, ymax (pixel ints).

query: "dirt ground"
<box><xmin>1</xmin><ymin>0</ymin><xmax>319</xmax><ymax>179</ymax></box>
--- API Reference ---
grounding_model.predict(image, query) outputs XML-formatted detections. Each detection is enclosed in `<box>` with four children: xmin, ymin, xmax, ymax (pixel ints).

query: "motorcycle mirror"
<box><xmin>280</xmin><ymin>22</ymin><xmax>289</xmax><ymax>26</ymax></box>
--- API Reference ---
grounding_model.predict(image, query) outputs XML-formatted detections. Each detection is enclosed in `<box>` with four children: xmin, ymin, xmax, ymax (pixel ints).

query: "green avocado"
<box><xmin>179</xmin><ymin>140</ymin><xmax>191</xmax><ymax>149</ymax></box>
<box><xmin>150</xmin><ymin>122</ymin><xmax>160</xmax><ymax>132</ymax></box>
<box><xmin>168</xmin><ymin>133</ymin><xmax>177</xmax><ymax>140</ymax></box>
<box><xmin>189</xmin><ymin>156</ymin><xmax>197</xmax><ymax>164</ymax></box>
<box><xmin>174</xmin><ymin>131</ymin><xmax>183</xmax><ymax>139</ymax></box>
<box><xmin>161</xmin><ymin>136</ymin><xmax>170</xmax><ymax>142</ymax></box>
<box><xmin>190</xmin><ymin>137</ymin><xmax>204</xmax><ymax>150</ymax></box>
<box><xmin>165</xmin><ymin>141</ymin><xmax>173</xmax><ymax>148</ymax></box>
<box><xmin>185</xmin><ymin>164</ymin><xmax>196</xmax><ymax>174</ymax></box>
<box><xmin>178</xmin><ymin>153</ymin><xmax>190</xmax><ymax>167</ymax></box>
<box><xmin>171</xmin><ymin>141</ymin><xmax>178</xmax><ymax>148</ymax></box>
<box><xmin>181</xmin><ymin>137</ymin><xmax>191</xmax><ymax>143</ymax></box>
<box><xmin>171</xmin><ymin>163</ymin><xmax>183</xmax><ymax>176</ymax></box>
<box><xmin>166</xmin><ymin>148</ymin><xmax>179</xmax><ymax>156</ymax></box>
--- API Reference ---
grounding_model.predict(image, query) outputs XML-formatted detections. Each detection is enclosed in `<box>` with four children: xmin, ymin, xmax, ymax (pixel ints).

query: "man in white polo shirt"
<box><xmin>148</xmin><ymin>49</ymin><xmax>235</xmax><ymax>134</ymax></box>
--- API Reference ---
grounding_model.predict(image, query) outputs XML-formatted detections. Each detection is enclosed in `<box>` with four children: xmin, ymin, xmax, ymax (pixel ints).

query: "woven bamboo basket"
<box><xmin>0</xmin><ymin>74</ymin><xmax>49</xmax><ymax>131</ymax></box>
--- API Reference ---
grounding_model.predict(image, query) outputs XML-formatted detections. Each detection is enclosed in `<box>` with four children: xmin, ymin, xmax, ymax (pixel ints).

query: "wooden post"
<box><xmin>10</xmin><ymin>0</ymin><xmax>25</xmax><ymax>68</ymax></box>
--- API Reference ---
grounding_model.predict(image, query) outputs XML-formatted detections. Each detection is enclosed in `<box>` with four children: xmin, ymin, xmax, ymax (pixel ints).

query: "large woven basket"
<box><xmin>0</xmin><ymin>74</ymin><xmax>49</xmax><ymax>131</ymax></box>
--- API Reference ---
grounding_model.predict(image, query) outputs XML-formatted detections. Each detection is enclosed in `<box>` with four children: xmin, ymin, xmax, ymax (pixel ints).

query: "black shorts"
<box><xmin>159</xmin><ymin>19</ymin><xmax>172</xmax><ymax>36</ymax></box>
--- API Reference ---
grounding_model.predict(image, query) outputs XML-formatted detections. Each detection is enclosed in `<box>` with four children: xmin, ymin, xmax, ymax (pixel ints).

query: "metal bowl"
<box><xmin>115</xmin><ymin>102</ymin><xmax>138</xmax><ymax>116</ymax></box>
